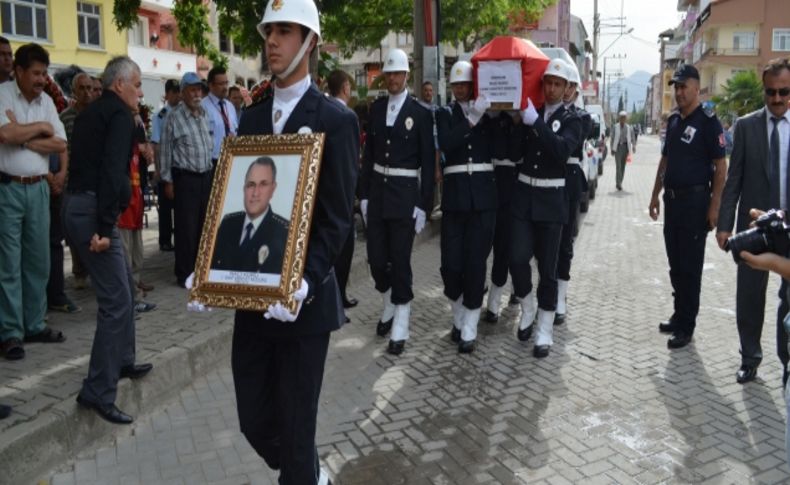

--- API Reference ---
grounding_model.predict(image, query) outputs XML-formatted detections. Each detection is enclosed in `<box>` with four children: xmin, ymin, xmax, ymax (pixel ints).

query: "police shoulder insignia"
<box><xmin>405</xmin><ymin>116</ymin><xmax>414</xmax><ymax>131</ymax></box>
<box><xmin>552</xmin><ymin>120</ymin><xmax>561</xmax><ymax>132</ymax></box>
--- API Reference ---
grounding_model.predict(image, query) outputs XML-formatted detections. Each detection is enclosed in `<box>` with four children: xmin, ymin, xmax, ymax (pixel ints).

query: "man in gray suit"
<box><xmin>611</xmin><ymin>111</ymin><xmax>633</xmax><ymax>191</ymax></box>
<box><xmin>717</xmin><ymin>57</ymin><xmax>790</xmax><ymax>385</ymax></box>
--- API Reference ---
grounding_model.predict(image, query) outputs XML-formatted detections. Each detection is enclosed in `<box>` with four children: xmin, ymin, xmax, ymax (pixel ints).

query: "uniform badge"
<box><xmin>298</xmin><ymin>126</ymin><xmax>312</xmax><ymax>134</ymax></box>
<box><xmin>552</xmin><ymin>120</ymin><xmax>561</xmax><ymax>132</ymax></box>
<box><xmin>681</xmin><ymin>125</ymin><xmax>697</xmax><ymax>144</ymax></box>
<box><xmin>405</xmin><ymin>116</ymin><xmax>414</xmax><ymax>131</ymax></box>
<box><xmin>272</xmin><ymin>0</ymin><xmax>284</xmax><ymax>11</ymax></box>
<box><xmin>274</xmin><ymin>109</ymin><xmax>282</xmax><ymax>124</ymax></box>
<box><xmin>258</xmin><ymin>245</ymin><xmax>270</xmax><ymax>266</ymax></box>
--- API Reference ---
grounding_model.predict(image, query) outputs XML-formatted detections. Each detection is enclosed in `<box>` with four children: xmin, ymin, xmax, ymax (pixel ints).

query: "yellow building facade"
<box><xmin>1</xmin><ymin>0</ymin><xmax>127</xmax><ymax>72</ymax></box>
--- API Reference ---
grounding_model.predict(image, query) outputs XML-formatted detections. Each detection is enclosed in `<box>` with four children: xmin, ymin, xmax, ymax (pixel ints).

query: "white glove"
<box><xmin>185</xmin><ymin>272</ymin><xmax>213</xmax><ymax>312</ymax></box>
<box><xmin>264</xmin><ymin>278</ymin><xmax>309</xmax><ymax>322</ymax></box>
<box><xmin>467</xmin><ymin>95</ymin><xmax>491</xmax><ymax>126</ymax></box>
<box><xmin>360</xmin><ymin>199</ymin><xmax>368</xmax><ymax>226</ymax></box>
<box><xmin>413</xmin><ymin>207</ymin><xmax>426</xmax><ymax>234</ymax></box>
<box><xmin>520</xmin><ymin>98</ymin><xmax>538</xmax><ymax>126</ymax></box>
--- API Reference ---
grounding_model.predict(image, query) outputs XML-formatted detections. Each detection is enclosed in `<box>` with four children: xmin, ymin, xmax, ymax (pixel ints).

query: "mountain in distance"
<box><xmin>605</xmin><ymin>70</ymin><xmax>652</xmax><ymax>113</ymax></box>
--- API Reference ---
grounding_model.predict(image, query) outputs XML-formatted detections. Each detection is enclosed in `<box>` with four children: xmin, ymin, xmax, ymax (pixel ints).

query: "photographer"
<box><xmin>717</xmin><ymin>57</ymin><xmax>790</xmax><ymax>384</ymax></box>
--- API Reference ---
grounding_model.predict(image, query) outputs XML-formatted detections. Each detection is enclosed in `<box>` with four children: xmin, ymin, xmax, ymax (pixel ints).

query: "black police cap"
<box><xmin>164</xmin><ymin>79</ymin><xmax>180</xmax><ymax>93</ymax></box>
<box><xmin>669</xmin><ymin>64</ymin><xmax>700</xmax><ymax>85</ymax></box>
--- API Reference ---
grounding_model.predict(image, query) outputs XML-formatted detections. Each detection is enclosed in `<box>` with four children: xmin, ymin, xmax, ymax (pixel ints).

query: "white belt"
<box><xmin>374</xmin><ymin>163</ymin><xmax>420</xmax><ymax>178</ymax></box>
<box><xmin>493</xmin><ymin>159</ymin><xmax>517</xmax><ymax>168</ymax></box>
<box><xmin>518</xmin><ymin>173</ymin><xmax>566</xmax><ymax>188</ymax></box>
<box><xmin>443</xmin><ymin>163</ymin><xmax>494</xmax><ymax>175</ymax></box>
<box><xmin>567</xmin><ymin>157</ymin><xmax>581</xmax><ymax>166</ymax></box>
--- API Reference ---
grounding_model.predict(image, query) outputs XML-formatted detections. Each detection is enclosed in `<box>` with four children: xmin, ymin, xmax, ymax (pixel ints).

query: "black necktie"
<box><xmin>219</xmin><ymin>99</ymin><xmax>231</xmax><ymax>136</ymax></box>
<box><xmin>771</xmin><ymin>117</ymin><xmax>781</xmax><ymax>208</ymax></box>
<box><xmin>241</xmin><ymin>222</ymin><xmax>253</xmax><ymax>246</ymax></box>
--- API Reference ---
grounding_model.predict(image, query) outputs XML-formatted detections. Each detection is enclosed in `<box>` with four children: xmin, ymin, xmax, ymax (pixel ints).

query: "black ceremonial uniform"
<box><xmin>359</xmin><ymin>94</ymin><xmax>434</xmax><ymax>306</ymax></box>
<box><xmin>661</xmin><ymin>104</ymin><xmax>725</xmax><ymax>338</ymax></box>
<box><xmin>556</xmin><ymin>105</ymin><xmax>590</xmax><ymax>301</ymax></box>
<box><xmin>436</xmin><ymin>101</ymin><xmax>497</xmax><ymax>313</ymax></box>
<box><xmin>211</xmin><ymin>210</ymin><xmax>290</xmax><ymax>273</ymax></box>
<box><xmin>232</xmin><ymin>81</ymin><xmax>359</xmax><ymax>484</ymax></box>
<box><xmin>511</xmin><ymin>103</ymin><xmax>581</xmax><ymax>346</ymax></box>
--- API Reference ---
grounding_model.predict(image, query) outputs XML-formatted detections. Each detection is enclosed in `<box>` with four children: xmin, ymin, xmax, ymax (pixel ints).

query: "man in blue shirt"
<box><xmin>201</xmin><ymin>66</ymin><xmax>237</xmax><ymax>166</ymax></box>
<box><xmin>151</xmin><ymin>79</ymin><xmax>179</xmax><ymax>251</ymax></box>
<box><xmin>649</xmin><ymin>64</ymin><xmax>727</xmax><ymax>349</ymax></box>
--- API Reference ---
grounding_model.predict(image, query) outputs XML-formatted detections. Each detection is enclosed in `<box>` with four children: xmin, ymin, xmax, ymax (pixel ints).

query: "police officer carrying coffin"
<box><xmin>556</xmin><ymin>62</ymin><xmax>592</xmax><ymax>325</ymax></box>
<box><xmin>511</xmin><ymin>58</ymin><xmax>582</xmax><ymax>358</ymax></box>
<box><xmin>359</xmin><ymin>49</ymin><xmax>435</xmax><ymax>356</ymax></box>
<box><xmin>436</xmin><ymin>61</ymin><xmax>497</xmax><ymax>353</ymax></box>
<box><xmin>208</xmin><ymin>0</ymin><xmax>359</xmax><ymax>483</ymax></box>
<box><xmin>649</xmin><ymin>64</ymin><xmax>727</xmax><ymax>349</ymax></box>
<box><xmin>482</xmin><ymin>109</ymin><xmax>524</xmax><ymax>323</ymax></box>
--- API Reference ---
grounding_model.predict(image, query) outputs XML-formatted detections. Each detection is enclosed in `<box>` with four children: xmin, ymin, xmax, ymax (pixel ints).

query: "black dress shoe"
<box><xmin>159</xmin><ymin>243</ymin><xmax>174</xmax><ymax>252</ymax></box>
<box><xmin>508</xmin><ymin>295</ymin><xmax>519</xmax><ymax>306</ymax></box>
<box><xmin>736</xmin><ymin>365</ymin><xmax>758</xmax><ymax>384</ymax></box>
<box><xmin>76</xmin><ymin>395</ymin><xmax>133</xmax><ymax>424</ymax></box>
<box><xmin>344</xmin><ymin>316</ymin><xmax>351</xmax><ymax>324</ymax></box>
<box><xmin>533</xmin><ymin>345</ymin><xmax>550</xmax><ymax>358</ymax></box>
<box><xmin>0</xmin><ymin>403</ymin><xmax>10</xmax><ymax>419</ymax></box>
<box><xmin>450</xmin><ymin>327</ymin><xmax>461</xmax><ymax>343</ymax></box>
<box><xmin>482</xmin><ymin>309</ymin><xmax>498</xmax><ymax>323</ymax></box>
<box><xmin>343</xmin><ymin>297</ymin><xmax>358</xmax><ymax>309</ymax></box>
<box><xmin>120</xmin><ymin>363</ymin><xmax>153</xmax><ymax>379</ymax></box>
<box><xmin>458</xmin><ymin>340</ymin><xmax>475</xmax><ymax>354</ymax></box>
<box><xmin>517</xmin><ymin>326</ymin><xmax>532</xmax><ymax>342</ymax></box>
<box><xmin>387</xmin><ymin>340</ymin><xmax>405</xmax><ymax>355</ymax></box>
<box><xmin>376</xmin><ymin>318</ymin><xmax>393</xmax><ymax>337</ymax></box>
<box><xmin>658</xmin><ymin>319</ymin><xmax>677</xmax><ymax>333</ymax></box>
<box><xmin>554</xmin><ymin>313</ymin><xmax>566</xmax><ymax>326</ymax></box>
<box><xmin>667</xmin><ymin>331</ymin><xmax>692</xmax><ymax>349</ymax></box>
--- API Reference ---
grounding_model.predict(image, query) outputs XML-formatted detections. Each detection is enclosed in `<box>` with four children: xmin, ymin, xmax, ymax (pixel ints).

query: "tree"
<box><xmin>617</xmin><ymin>94</ymin><xmax>624</xmax><ymax>114</ymax></box>
<box><xmin>712</xmin><ymin>70</ymin><xmax>763</xmax><ymax>121</ymax></box>
<box><xmin>114</xmin><ymin>0</ymin><xmax>557</xmax><ymax>62</ymax></box>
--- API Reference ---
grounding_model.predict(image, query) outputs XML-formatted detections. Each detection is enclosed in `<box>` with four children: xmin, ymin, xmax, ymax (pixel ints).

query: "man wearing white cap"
<box><xmin>228</xmin><ymin>1</ymin><xmax>359</xmax><ymax>483</ymax></box>
<box><xmin>436</xmin><ymin>60</ymin><xmax>497</xmax><ymax>353</ymax></box>
<box><xmin>358</xmin><ymin>48</ymin><xmax>435</xmax><ymax>356</ymax></box>
<box><xmin>611</xmin><ymin>110</ymin><xmax>633</xmax><ymax>190</ymax></box>
<box><xmin>510</xmin><ymin>58</ymin><xmax>582</xmax><ymax>358</ymax></box>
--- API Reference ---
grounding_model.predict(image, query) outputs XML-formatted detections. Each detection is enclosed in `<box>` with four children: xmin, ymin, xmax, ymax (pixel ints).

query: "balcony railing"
<box><xmin>700</xmin><ymin>47</ymin><xmax>760</xmax><ymax>60</ymax></box>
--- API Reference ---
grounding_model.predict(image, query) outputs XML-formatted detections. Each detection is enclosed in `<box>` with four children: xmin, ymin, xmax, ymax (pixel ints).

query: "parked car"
<box><xmin>585</xmin><ymin>104</ymin><xmax>607</xmax><ymax>175</ymax></box>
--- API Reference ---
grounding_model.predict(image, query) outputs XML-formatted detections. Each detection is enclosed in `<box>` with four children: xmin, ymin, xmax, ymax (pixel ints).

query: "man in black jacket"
<box><xmin>436</xmin><ymin>60</ymin><xmax>496</xmax><ymax>353</ymax></box>
<box><xmin>225</xmin><ymin>1</ymin><xmax>358</xmax><ymax>483</ymax></box>
<box><xmin>211</xmin><ymin>157</ymin><xmax>289</xmax><ymax>274</ymax></box>
<box><xmin>62</xmin><ymin>56</ymin><xmax>153</xmax><ymax>425</ymax></box>
<box><xmin>358</xmin><ymin>48</ymin><xmax>435</xmax><ymax>355</ymax></box>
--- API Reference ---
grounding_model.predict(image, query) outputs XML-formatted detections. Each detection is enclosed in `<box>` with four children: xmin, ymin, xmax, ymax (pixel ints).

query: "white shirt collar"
<box><xmin>544</xmin><ymin>101</ymin><xmax>562</xmax><ymax>121</ymax></box>
<box><xmin>274</xmin><ymin>75</ymin><xmax>311</xmax><ymax>105</ymax></box>
<box><xmin>767</xmin><ymin>108</ymin><xmax>790</xmax><ymax>124</ymax></box>
<box><xmin>241</xmin><ymin>208</ymin><xmax>269</xmax><ymax>244</ymax></box>
<box><xmin>333</xmin><ymin>96</ymin><xmax>347</xmax><ymax>106</ymax></box>
<box><xmin>386</xmin><ymin>89</ymin><xmax>409</xmax><ymax>127</ymax></box>
<box><xmin>13</xmin><ymin>80</ymin><xmax>41</xmax><ymax>105</ymax></box>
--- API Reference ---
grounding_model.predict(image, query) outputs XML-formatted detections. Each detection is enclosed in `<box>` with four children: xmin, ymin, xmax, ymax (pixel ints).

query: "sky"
<box><xmin>570</xmin><ymin>0</ymin><xmax>684</xmax><ymax>77</ymax></box>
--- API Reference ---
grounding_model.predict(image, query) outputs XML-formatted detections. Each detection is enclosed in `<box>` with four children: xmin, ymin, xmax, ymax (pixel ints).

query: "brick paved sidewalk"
<box><xmin>41</xmin><ymin>136</ymin><xmax>790</xmax><ymax>484</ymax></box>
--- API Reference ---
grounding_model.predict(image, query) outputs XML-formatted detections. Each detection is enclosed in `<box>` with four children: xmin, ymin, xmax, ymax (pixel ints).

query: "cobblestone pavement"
<box><xmin>44</xmin><ymin>135</ymin><xmax>790</xmax><ymax>484</ymax></box>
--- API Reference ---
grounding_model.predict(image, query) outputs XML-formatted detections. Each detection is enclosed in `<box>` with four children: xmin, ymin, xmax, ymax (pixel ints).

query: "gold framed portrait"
<box><xmin>189</xmin><ymin>133</ymin><xmax>325</xmax><ymax>312</ymax></box>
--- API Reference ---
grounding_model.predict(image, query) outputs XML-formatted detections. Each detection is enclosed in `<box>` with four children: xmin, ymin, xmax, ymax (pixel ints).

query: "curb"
<box><xmin>1</xmin><ymin>219</ymin><xmax>440</xmax><ymax>485</ymax></box>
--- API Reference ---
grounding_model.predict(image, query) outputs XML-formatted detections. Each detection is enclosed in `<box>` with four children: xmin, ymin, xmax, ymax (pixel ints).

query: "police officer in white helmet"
<box><xmin>436</xmin><ymin>60</ymin><xmax>498</xmax><ymax>353</ymax></box>
<box><xmin>231</xmin><ymin>1</ymin><xmax>359</xmax><ymax>483</ymax></box>
<box><xmin>358</xmin><ymin>48</ymin><xmax>435</xmax><ymax>356</ymax></box>
<box><xmin>510</xmin><ymin>58</ymin><xmax>582</xmax><ymax>358</ymax></box>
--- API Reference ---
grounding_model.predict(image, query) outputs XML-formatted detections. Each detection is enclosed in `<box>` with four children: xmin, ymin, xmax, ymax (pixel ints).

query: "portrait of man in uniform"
<box><xmin>210</xmin><ymin>156</ymin><xmax>292</xmax><ymax>283</ymax></box>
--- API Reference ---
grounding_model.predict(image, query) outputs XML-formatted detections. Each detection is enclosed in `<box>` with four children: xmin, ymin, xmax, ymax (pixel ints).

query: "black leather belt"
<box><xmin>67</xmin><ymin>189</ymin><xmax>96</xmax><ymax>196</ymax></box>
<box><xmin>664</xmin><ymin>184</ymin><xmax>709</xmax><ymax>199</ymax></box>
<box><xmin>0</xmin><ymin>171</ymin><xmax>46</xmax><ymax>184</ymax></box>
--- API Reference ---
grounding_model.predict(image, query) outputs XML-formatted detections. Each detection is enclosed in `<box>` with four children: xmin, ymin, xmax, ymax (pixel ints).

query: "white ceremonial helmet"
<box><xmin>257</xmin><ymin>0</ymin><xmax>321</xmax><ymax>40</ymax></box>
<box><xmin>566</xmin><ymin>62</ymin><xmax>581</xmax><ymax>85</ymax></box>
<box><xmin>449</xmin><ymin>61</ymin><xmax>473</xmax><ymax>84</ymax></box>
<box><xmin>382</xmin><ymin>49</ymin><xmax>410</xmax><ymax>73</ymax></box>
<box><xmin>256</xmin><ymin>0</ymin><xmax>321</xmax><ymax>80</ymax></box>
<box><xmin>543</xmin><ymin>58</ymin><xmax>572</xmax><ymax>83</ymax></box>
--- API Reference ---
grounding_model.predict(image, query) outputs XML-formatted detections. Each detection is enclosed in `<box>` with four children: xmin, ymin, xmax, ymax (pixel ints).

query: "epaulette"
<box><xmin>157</xmin><ymin>107</ymin><xmax>168</xmax><ymax>119</ymax></box>
<box><xmin>272</xmin><ymin>212</ymin><xmax>290</xmax><ymax>227</ymax></box>
<box><xmin>222</xmin><ymin>211</ymin><xmax>245</xmax><ymax>221</ymax></box>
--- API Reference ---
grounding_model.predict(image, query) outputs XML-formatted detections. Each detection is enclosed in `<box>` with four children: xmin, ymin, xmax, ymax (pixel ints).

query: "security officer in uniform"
<box><xmin>649</xmin><ymin>64</ymin><xmax>726</xmax><ymax>349</ymax></box>
<box><xmin>436</xmin><ymin>60</ymin><xmax>497</xmax><ymax>353</ymax></box>
<box><xmin>511</xmin><ymin>58</ymin><xmax>581</xmax><ymax>358</ymax></box>
<box><xmin>359</xmin><ymin>48</ymin><xmax>435</xmax><ymax>356</ymax></box>
<box><xmin>483</xmin><ymin>110</ymin><xmax>523</xmax><ymax>323</ymax></box>
<box><xmin>224</xmin><ymin>1</ymin><xmax>358</xmax><ymax>483</ymax></box>
<box><xmin>151</xmin><ymin>79</ymin><xmax>180</xmax><ymax>251</ymax></box>
<box><xmin>556</xmin><ymin>62</ymin><xmax>591</xmax><ymax>325</ymax></box>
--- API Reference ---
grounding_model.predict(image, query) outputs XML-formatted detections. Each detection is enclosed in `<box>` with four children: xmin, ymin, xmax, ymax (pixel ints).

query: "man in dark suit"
<box><xmin>227</xmin><ymin>1</ymin><xmax>359</xmax><ymax>484</ymax></box>
<box><xmin>717</xmin><ymin>58</ymin><xmax>790</xmax><ymax>384</ymax></box>
<box><xmin>358</xmin><ymin>48</ymin><xmax>435</xmax><ymax>356</ymax></box>
<box><xmin>211</xmin><ymin>157</ymin><xmax>289</xmax><ymax>274</ymax></box>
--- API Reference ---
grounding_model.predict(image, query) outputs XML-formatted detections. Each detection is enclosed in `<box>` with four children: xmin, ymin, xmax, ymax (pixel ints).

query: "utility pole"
<box><xmin>592</xmin><ymin>0</ymin><xmax>599</xmax><ymax>100</ymax></box>
<box><xmin>413</xmin><ymin>0</ymin><xmax>426</xmax><ymax>92</ymax></box>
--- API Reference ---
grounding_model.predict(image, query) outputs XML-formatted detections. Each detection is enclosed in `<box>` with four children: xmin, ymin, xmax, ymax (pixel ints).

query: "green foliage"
<box><xmin>317</xmin><ymin>51</ymin><xmax>340</xmax><ymax>82</ymax></box>
<box><xmin>173</xmin><ymin>0</ymin><xmax>227</xmax><ymax>69</ymax></box>
<box><xmin>629</xmin><ymin>108</ymin><xmax>645</xmax><ymax>127</ymax></box>
<box><xmin>112</xmin><ymin>0</ymin><xmax>142</xmax><ymax>31</ymax></box>
<box><xmin>711</xmin><ymin>70</ymin><xmax>763</xmax><ymax>120</ymax></box>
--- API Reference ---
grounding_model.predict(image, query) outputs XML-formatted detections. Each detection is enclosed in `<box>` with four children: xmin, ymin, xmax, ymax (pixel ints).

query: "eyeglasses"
<box><xmin>765</xmin><ymin>88</ymin><xmax>790</xmax><ymax>97</ymax></box>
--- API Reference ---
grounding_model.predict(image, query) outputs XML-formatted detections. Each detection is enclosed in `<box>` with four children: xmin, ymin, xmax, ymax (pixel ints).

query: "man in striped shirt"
<box><xmin>159</xmin><ymin>72</ymin><xmax>213</xmax><ymax>287</ymax></box>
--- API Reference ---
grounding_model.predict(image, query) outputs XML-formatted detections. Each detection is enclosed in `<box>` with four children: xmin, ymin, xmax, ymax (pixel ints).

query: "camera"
<box><xmin>726</xmin><ymin>209</ymin><xmax>790</xmax><ymax>264</ymax></box>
